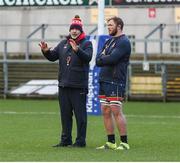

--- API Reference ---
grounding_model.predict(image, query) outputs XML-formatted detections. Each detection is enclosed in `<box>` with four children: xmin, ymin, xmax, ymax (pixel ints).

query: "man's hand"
<box><xmin>39</xmin><ymin>41</ymin><xmax>50</xmax><ymax>53</ymax></box>
<box><xmin>69</xmin><ymin>39</ymin><xmax>78</xmax><ymax>52</ymax></box>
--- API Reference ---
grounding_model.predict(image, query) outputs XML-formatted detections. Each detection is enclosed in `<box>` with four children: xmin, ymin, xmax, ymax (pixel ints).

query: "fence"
<box><xmin>0</xmin><ymin>23</ymin><xmax>180</xmax><ymax>58</ymax></box>
<box><xmin>0</xmin><ymin>26</ymin><xmax>180</xmax><ymax>114</ymax></box>
<box><xmin>1</xmin><ymin>59</ymin><xmax>180</xmax><ymax>101</ymax></box>
<box><xmin>127</xmin><ymin>61</ymin><xmax>180</xmax><ymax>102</ymax></box>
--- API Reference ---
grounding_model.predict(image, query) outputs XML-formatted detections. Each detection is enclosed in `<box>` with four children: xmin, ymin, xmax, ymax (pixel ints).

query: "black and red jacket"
<box><xmin>42</xmin><ymin>33</ymin><xmax>93</xmax><ymax>89</ymax></box>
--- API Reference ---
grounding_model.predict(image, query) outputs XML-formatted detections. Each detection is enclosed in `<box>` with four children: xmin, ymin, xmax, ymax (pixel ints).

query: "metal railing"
<box><xmin>1</xmin><ymin>59</ymin><xmax>180</xmax><ymax>100</ymax></box>
<box><xmin>26</xmin><ymin>24</ymin><xmax>48</xmax><ymax>60</ymax></box>
<box><xmin>1</xmin><ymin>38</ymin><xmax>180</xmax><ymax>60</ymax></box>
<box><xmin>0</xmin><ymin>23</ymin><xmax>98</xmax><ymax>59</ymax></box>
<box><xmin>1</xmin><ymin>23</ymin><xmax>180</xmax><ymax>59</ymax></box>
<box><xmin>127</xmin><ymin>61</ymin><xmax>180</xmax><ymax>102</ymax></box>
<box><xmin>144</xmin><ymin>24</ymin><xmax>166</xmax><ymax>62</ymax></box>
<box><xmin>0</xmin><ymin>24</ymin><xmax>180</xmax><ymax>101</ymax></box>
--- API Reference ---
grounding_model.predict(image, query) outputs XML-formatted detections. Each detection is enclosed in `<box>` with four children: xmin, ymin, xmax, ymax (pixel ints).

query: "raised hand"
<box><xmin>39</xmin><ymin>41</ymin><xmax>50</xmax><ymax>53</ymax></box>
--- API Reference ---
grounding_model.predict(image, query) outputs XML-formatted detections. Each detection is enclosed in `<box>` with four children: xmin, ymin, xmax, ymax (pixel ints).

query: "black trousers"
<box><xmin>58</xmin><ymin>87</ymin><xmax>87</xmax><ymax>145</ymax></box>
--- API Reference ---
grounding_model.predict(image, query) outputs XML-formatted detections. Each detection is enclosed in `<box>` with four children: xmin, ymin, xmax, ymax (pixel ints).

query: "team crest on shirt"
<box><xmin>101</xmin><ymin>49</ymin><xmax>106</xmax><ymax>55</ymax></box>
<box><xmin>64</xmin><ymin>44</ymin><xmax>68</xmax><ymax>49</ymax></box>
<box><xmin>111</xmin><ymin>43</ymin><xmax>116</xmax><ymax>48</ymax></box>
<box><xmin>111</xmin><ymin>91</ymin><xmax>116</xmax><ymax>96</ymax></box>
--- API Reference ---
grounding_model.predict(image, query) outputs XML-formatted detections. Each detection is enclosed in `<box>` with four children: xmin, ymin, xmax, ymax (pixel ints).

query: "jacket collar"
<box><xmin>67</xmin><ymin>32</ymin><xmax>86</xmax><ymax>45</ymax></box>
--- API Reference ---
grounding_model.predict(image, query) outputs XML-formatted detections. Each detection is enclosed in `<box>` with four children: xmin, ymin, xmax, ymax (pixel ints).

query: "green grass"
<box><xmin>0</xmin><ymin>99</ymin><xmax>180</xmax><ymax>161</ymax></box>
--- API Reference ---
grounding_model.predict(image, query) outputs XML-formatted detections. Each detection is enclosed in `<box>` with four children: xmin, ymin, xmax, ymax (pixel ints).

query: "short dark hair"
<box><xmin>107</xmin><ymin>16</ymin><xmax>124</xmax><ymax>30</ymax></box>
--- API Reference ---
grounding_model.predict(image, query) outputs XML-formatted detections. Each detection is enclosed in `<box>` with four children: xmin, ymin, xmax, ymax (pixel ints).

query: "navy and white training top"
<box><xmin>96</xmin><ymin>34</ymin><xmax>131</xmax><ymax>88</ymax></box>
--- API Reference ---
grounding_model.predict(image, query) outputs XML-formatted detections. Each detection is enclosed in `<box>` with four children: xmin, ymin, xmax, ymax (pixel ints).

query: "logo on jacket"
<box><xmin>112</xmin><ymin>43</ymin><xmax>116</xmax><ymax>48</ymax></box>
<box><xmin>66</xmin><ymin>56</ymin><xmax>71</xmax><ymax>66</ymax></box>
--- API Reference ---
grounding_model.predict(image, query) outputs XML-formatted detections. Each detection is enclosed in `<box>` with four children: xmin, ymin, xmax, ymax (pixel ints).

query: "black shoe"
<box><xmin>52</xmin><ymin>142</ymin><xmax>72</xmax><ymax>147</ymax></box>
<box><xmin>72</xmin><ymin>142</ymin><xmax>86</xmax><ymax>148</ymax></box>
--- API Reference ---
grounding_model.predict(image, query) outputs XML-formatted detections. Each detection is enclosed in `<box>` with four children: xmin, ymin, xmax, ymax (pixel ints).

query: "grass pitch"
<box><xmin>0</xmin><ymin>99</ymin><xmax>180</xmax><ymax>161</ymax></box>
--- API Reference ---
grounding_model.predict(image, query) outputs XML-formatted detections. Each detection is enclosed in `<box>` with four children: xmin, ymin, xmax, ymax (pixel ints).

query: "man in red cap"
<box><xmin>39</xmin><ymin>15</ymin><xmax>93</xmax><ymax>147</ymax></box>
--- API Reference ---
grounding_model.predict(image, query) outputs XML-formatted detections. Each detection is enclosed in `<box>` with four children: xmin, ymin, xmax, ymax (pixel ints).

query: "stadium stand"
<box><xmin>10</xmin><ymin>79</ymin><xmax>58</xmax><ymax>96</ymax></box>
<box><xmin>1</xmin><ymin>59</ymin><xmax>180</xmax><ymax>101</ymax></box>
<box><xmin>166</xmin><ymin>65</ymin><xmax>180</xmax><ymax>101</ymax></box>
<box><xmin>128</xmin><ymin>64</ymin><xmax>164</xmax><ymax>101</ymax></box>
<box><xmin>0</xmin><ymin>6</ymin><xmax>180</xmax><ymax>101</ymax></box>
<box><xmin>0</xmin><ymin>64</ymin><xmax>3</xmax><ymax>97</ymax></box>
<box><xmin>4</xmin><ymin>62</ymin><xmax>58</xmax><ymax>98</ymax></box>
<box><xmin>130</xmin><ymin>76</ymin><xmax>162</xmax><ymax>95</ymax></box>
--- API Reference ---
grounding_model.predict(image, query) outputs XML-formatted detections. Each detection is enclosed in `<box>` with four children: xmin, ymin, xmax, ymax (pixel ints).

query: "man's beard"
<box><xmin>109</xmin><ymin>28</ymin><xmax>118</xmax><ymax>36</ymax></box>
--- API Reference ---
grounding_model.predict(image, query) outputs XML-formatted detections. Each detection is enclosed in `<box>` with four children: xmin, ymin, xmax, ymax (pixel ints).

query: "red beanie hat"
<box><xmin>69</xmin><ymin>15</ymin><xmax>83</xmax><ymax>32</ymax></box>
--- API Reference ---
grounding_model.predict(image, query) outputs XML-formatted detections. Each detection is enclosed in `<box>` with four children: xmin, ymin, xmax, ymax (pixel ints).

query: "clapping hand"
<box><xmin>69</xmin><ymin>39</ymin><xmax>78</xmax><ymax>52</ymax></box>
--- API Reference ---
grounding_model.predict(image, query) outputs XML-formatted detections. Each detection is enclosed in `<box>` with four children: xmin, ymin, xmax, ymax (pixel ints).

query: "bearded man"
<box><xmin>96</xmin><ymin>16</ymin><xmax>131</xmax><ymax>150</ymax></box>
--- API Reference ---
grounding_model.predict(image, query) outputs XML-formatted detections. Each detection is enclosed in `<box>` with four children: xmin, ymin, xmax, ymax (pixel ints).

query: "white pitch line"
<box><xmin>0</xmin><ymin>111</ymin><xmax>58</xmax><ymax>115</ymax></box>
<box><xmin>0</xmin><ymin>111</ymin><xmax>180</xmax><ymax>119</ymax></box>
<box><xmin>127</xmin><ymin>114</ymin><xmax>180</xmax><ymax>119</ymax></box>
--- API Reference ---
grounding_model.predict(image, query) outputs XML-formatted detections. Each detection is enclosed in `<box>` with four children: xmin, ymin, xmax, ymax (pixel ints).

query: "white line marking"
<box><xmin>0</xmin><ymin>111</ymin><xmax>180</xmax><ymax>119</ymax></box>
<box><xmin>0</xmin><ymin>111</ymin><xmax>58</xmax><ymax>115</ymax></box>
<box><xmin>127</xmin><ymin>114</ymin><xmax>180</xmax><ymax>119</ymax></box>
